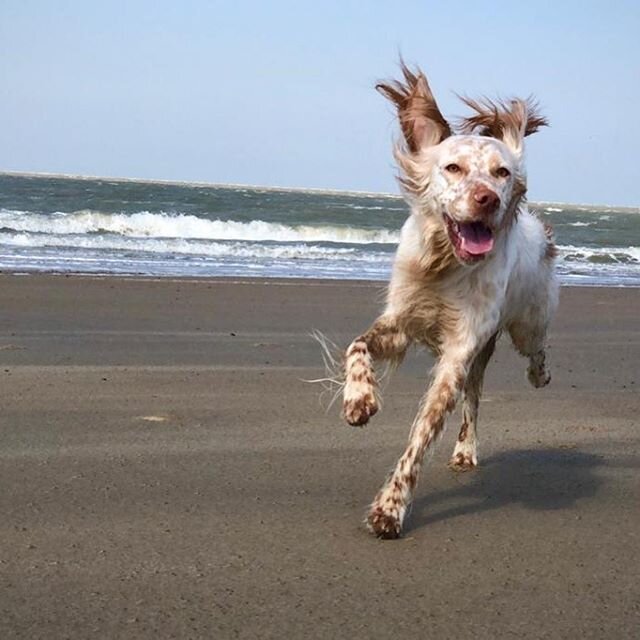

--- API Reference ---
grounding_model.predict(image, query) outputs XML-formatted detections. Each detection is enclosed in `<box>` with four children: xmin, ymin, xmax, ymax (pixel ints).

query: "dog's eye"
<box><xmin>496</xmin><ymin>167</ymin><xmax>511</xmax><ymax>178</ymax></box>
<box><xmin>445</xmin><ymin>163</ymin><xmax>461</xmax><ymax>174</ymax></box>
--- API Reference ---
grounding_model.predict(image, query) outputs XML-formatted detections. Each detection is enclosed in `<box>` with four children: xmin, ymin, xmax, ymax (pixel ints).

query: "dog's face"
<box><xmin>427</xmin><ymin>135</ymin><xmax>522</xmax><ymax>263</ymax></box>
<box><xmin>377</xmin><ymin>64</ymin><xmax>546</xmax><ymax>265</ymax></box>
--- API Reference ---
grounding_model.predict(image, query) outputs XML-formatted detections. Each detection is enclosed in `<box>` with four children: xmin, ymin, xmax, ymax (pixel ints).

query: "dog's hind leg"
<box><xmin>343</xmin><ymin>315</ymin><xmax>410</xmax><ymax>427</ymax></box>
<box><xmin>448</xmin><ymin>333</ymin><xmax>497</xmax><ymax>471</ymax></box>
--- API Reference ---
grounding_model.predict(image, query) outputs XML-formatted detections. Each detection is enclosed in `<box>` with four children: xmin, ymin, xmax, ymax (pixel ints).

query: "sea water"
<box><xmin>0</xmin><ymin>174</ymin><xmax>638</xmax><ymax>286</ymax></box>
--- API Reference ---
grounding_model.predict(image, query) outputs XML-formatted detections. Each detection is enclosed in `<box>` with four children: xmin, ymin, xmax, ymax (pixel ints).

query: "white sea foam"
<box><xmin>558</xmin><ymin>244</ymin><xmax>640</xmax><ymax>263</ymax></box>
<box><xmin>1</xmin><ymin>209</ymin><xmax>637</xmax><ymax>265</ymax></box>
<box><xmin>0</xmin><ymin>209</ymin><xmax>400</xmax><ymax>245</ymax></box>
<box><xmin>345</xmin><ymin>205</ymin><xmax>405</xmax><ymax>211</ymax></box>
<box><xmin>0</xmin><ymin>231</ymin><xmax>392</xmax><ymax>263</ymax></box>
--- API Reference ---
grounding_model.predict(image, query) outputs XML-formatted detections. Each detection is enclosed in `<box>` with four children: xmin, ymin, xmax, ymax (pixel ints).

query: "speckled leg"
<box><xmin>449</xmin><ymin>335</ymin><xmax>497</xmax><ymax>471</ymax></box>
<box><xmin>343</xmin><ymin>316</ymin><xmax>409</xmax><ymax>427</ymax></box>
<box><xmin>366</xmin><ymin>351</ymin><xmax>471</xmax><ymax>538</ymax></box>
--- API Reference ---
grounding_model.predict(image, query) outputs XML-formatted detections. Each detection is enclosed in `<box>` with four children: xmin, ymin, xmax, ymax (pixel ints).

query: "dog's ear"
<box><xmin>377</xmin><ymin>63</ymin><xmax>452</xmax><ymax>152</ymax></box>
<box><xmin>458</xmin><ymin>96</ymin><xmax>548</xmax><ymax>158</ymax></box>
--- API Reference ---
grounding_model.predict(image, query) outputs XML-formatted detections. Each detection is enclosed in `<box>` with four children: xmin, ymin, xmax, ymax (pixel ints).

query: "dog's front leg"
<box><xmin>366</xmin><ymin>348</ymin><xmax>473</xmax><ymax>538</ymax></box>
<box><xmin>343</xmin><ymin>315</ymin><xmax>409</xmax><ymax>427</ymax></box>
<box><xmin>508</xmin><ymin>321</ymin><xmax>552</xmax><ymax>388</ymax></box>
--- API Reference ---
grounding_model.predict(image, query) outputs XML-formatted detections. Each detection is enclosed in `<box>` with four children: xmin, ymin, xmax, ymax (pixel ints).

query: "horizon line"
<box><xmin>0</xmin><ymin>170</ymin><xmax>401</xmax><ymax>200</ymax></box>
<box><xmin>1</xmin><ymin>169</ymin><xmax>637</xmax><ymax>211</ymax></box>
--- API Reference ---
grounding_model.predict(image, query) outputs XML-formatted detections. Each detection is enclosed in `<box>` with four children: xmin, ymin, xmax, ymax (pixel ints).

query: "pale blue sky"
<box><xmin>1</xmin><ymin>1</ymin><xmax>639</xmax><ymax>206</ymax></box>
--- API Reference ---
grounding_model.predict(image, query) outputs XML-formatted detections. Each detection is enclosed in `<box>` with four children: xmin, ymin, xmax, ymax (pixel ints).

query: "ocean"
<box><xmin>0</xmin><ymin>173</ymin><xmax>638</xmax><ymax>286</ymax></box>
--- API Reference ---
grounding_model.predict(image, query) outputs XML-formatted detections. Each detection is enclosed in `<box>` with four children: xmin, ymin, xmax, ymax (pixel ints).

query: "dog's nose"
<box><xmin>472</xmin><ymin>186</ymin><xmax>500</xmax><ymax>213</ymax></box>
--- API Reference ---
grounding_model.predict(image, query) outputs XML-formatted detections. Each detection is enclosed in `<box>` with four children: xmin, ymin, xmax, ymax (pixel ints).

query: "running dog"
<box><xmin>342</xmin><ymin>64</ymin><xmax>558</xmax><ymax>538</ymax></box>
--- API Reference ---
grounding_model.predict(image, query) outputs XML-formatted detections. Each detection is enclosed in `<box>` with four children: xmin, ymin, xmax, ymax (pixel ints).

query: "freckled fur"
<box><xmin>340</xmin><ymin>64</ymin><xmax>559</xmax><ymax>538</ymax></box>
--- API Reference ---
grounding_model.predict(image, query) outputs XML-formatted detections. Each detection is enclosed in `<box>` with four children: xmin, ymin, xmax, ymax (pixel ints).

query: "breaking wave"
<box><xmin>0</xmin><ymin>209</ymin><xmax>400</xmax><ymax>245</ymax></box>
<box><xmin>558</xmin><ymin>244</ymin><xmax>639</xmax><ymax>264</ymax></box>
<box><xmin>0</xmin><ymin>232</ymin><xmax>389</xmax><ymax>262</ymax></box>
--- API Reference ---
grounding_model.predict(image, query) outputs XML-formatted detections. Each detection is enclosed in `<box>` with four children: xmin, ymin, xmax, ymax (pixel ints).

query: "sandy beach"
<box><xmin>1</xmin><ymin>274</ymin><xmax>638</xmax><ymax>638</ymax></box>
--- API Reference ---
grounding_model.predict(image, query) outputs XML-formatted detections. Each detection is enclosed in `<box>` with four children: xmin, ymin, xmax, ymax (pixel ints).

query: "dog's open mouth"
<box><xmin>444</xmin><ymin>214</ymin><xmax>494</xmax><ymax>262</ymax></box>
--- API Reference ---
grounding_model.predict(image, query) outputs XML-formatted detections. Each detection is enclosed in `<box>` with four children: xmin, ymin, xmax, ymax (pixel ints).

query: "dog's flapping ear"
<box><xmin>377</xmin><ymin>63</ymin><xmax>452</xmax><ymax>152</ymax></box>
<box><xmin>458</xmin><ymin>96</ymin><xmax>548</xmax><ymax>158</ymax></box>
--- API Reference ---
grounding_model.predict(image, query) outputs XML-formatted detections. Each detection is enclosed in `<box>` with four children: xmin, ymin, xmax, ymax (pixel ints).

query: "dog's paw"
<box><xmin>448</xmin><ymin>452</ymin><xmax>477</xmax><ymax>472</ymax></box>
<box><xmin>343</xmin><ymin>392</ymin><xmax>378</xmax><ymax>426</ymax></box>
<box><xmin>527</xmin><ymin>364</ymin><xmax>551</xmax><ymax>388</ymax></box>
<box><xmin>366</xmin><ymin>506</ymin><xmax>402</xmax><ymax>539</ymax></box>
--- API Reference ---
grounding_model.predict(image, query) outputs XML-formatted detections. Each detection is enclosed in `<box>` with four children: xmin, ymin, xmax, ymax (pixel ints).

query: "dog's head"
<box><xmin>377</xmin><ymin>64</ymin><xmax>547</xmax><ymax>264</ymax></box>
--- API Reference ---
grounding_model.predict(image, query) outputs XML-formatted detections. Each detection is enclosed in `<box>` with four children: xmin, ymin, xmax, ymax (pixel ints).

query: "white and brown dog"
<box><xmin>342</xmin><ymin>64</ymin><xmax>558</xmax><ymax>538</ymax></box>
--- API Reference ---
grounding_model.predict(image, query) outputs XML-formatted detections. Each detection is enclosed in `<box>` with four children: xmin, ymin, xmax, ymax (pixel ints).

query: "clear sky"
<box><xmin>1</xmin><ymin>0</ymin><xmax>639</xmax><ymax>206</ymax></box>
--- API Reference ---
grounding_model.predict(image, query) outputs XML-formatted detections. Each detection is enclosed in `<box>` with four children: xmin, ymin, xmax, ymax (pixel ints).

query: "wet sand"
<box><xmin>1</xmin><ymin>275</ymin><xmax>638</xmax><ymax>638</ymax></box>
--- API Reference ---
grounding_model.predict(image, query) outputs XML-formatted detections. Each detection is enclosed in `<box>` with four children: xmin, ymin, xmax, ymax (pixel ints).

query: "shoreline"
<box><xmin>2</xmin><ymin>269</ymin><xmax>640</xmax><ymax>288</ymax></box>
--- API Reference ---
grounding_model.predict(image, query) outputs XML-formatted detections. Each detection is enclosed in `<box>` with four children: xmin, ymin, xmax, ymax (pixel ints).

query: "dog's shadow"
<box><xmin>411</xmin><ymin>447</ymin><xmax>618</xmax><ymax>529</ymax></box>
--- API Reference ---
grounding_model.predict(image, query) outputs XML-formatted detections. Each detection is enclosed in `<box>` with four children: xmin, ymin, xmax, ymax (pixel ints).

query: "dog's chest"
<box><xmin>446</xmin><ymin>262</ymin><xmax>509</xmax><ymax>341</ymax></box>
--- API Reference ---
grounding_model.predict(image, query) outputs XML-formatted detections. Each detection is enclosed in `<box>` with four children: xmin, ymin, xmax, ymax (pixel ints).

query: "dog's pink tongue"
<box><xmin>459</xmin><ymin>222</ymin><xmax>494</xmax><ymax>255</ymax></box>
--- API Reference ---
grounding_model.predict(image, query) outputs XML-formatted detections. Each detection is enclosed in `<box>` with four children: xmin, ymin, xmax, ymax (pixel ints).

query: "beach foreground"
<box><xmin>1</xmin><ymin>275</ymin><xmax>638</xmax><ymax>638</ymax></box>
